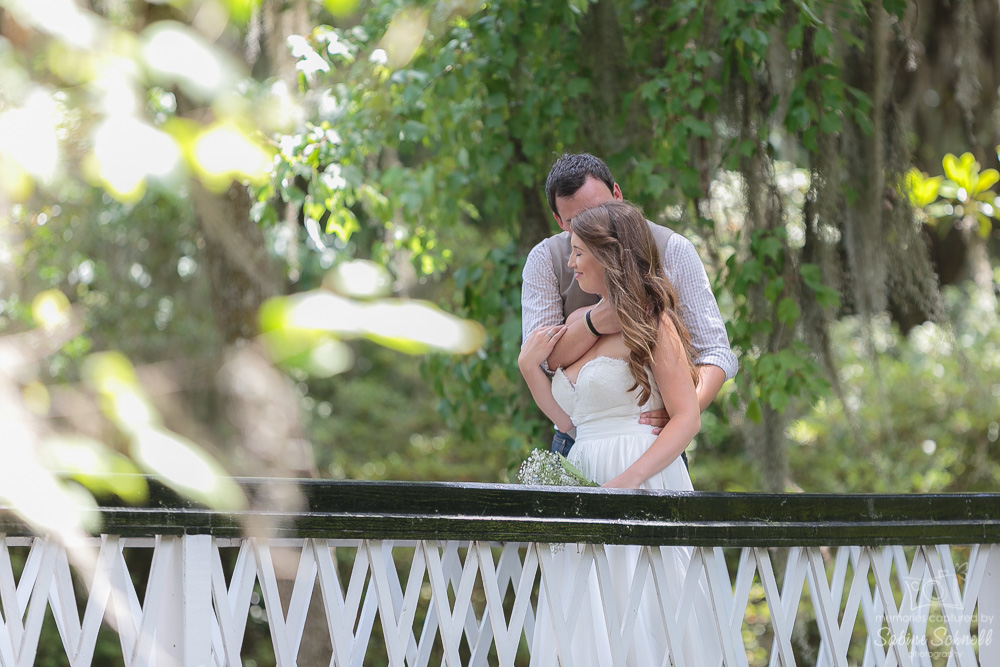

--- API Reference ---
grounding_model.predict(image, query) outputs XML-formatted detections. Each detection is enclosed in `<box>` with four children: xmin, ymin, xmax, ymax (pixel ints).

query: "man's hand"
<box><xmin>638</xmin><ymin>364</ymin><xmax>727</xmax><ymax>434</ymax></box>
<box><xmin>638</xmin><ymin>408</ymin><xmax>669</xmax><ymax>435</ymax></box>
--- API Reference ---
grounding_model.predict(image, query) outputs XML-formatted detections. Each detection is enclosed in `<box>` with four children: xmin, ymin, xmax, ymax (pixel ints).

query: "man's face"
<box><xmin>553</xmin><ymin>176</ymin><xmax>623</xmax><ymax>232</ymax></box>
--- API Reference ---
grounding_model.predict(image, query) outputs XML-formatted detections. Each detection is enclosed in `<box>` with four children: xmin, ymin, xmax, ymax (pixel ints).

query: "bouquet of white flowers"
<box><xmin>517</xmin><ymin>449</ymin><xmax>598</xmax><ymax>487</ymax></box>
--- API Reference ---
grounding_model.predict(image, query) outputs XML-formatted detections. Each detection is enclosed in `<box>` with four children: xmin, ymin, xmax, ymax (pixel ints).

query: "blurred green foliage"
<box><xmin>786</xmin><ymin>284</ymin><xmax>1000</xmax><ymax>494</ymax></box>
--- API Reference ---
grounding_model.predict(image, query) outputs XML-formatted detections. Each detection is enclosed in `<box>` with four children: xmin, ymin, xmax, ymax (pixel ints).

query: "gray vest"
<box><xmin>547</xmin><ymin>221</ymin><xmax>674</xmax><ymax>319</ymax></box>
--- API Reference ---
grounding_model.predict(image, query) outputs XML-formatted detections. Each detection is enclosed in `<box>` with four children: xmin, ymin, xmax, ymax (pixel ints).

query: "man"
<box><xmin>521</xmin><ymin>153</ymin><xmax>737</xmax><ymax>454</ymax></box>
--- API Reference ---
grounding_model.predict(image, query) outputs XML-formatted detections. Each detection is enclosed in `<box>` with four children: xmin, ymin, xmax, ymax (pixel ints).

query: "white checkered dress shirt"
<box><xmin>521</xmin><ymin>232</ymin><xmax>738</xmax><ymax>380</ymax></box>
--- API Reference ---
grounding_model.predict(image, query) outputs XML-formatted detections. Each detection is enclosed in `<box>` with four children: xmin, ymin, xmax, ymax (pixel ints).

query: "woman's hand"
<box><xmin>518</xmin><ymin>325</ymin><xmax>574</xmax><ymax>433</ymax></box>
<box><xmin>518</xmin><ymin>325</ymin><xmax>566</xmax><ymax>369</ymax></box>
<box><xmin>602</xmin><ymin>470</ymin><xmax>644</xmax><ymax>490</ymax></box>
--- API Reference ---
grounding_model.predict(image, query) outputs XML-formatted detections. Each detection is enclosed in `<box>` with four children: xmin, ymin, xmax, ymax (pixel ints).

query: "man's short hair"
<box><xmin>544</xmin><ymin>153</ymin><xmax>616</xmax><ymax>217</ymax></box>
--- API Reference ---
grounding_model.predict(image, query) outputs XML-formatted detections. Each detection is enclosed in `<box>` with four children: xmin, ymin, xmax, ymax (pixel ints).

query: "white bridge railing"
<box><xmin>1</xmin><ymin>479</ymin><xmax>999</xmax><ymax>666</ymax></box>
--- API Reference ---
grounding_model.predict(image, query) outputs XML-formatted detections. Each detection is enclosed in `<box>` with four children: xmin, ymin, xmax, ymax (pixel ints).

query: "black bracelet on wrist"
<box><xmin>585</xmin><ymin>309</ymin><xmax>602</xmax><ymax>337</ymax></box>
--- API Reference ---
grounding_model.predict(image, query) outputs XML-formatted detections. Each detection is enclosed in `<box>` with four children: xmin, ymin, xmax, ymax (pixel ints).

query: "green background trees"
<box><xmin>2</xmin><ymin>0</ymin><xmax>998</xmax><ymax>507</ymax></box>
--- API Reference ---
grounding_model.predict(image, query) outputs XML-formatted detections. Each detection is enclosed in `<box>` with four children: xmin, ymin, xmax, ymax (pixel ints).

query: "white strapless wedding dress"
<box><xmin>529</xmin><ymin>356</ymin><xmax>718</xmax><ymax>667</ymax></box>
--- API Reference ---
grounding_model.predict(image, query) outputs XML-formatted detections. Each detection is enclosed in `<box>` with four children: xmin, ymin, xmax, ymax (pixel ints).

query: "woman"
<box><xmin>518</xmin><ymin>200</ymin><xmax>715</xmax><ymax>666</ymax></box>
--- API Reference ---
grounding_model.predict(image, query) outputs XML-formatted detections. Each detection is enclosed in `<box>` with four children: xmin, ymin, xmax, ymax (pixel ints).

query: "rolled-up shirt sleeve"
<box><xmin>663</xmin><ymin>234</ymin><xmax>738</xmax><ymax>380</ymax></box>
<box><xmin>521</xmin><ymin>239</ymin><xmax>564</xmax><ymax>342</ymax></box>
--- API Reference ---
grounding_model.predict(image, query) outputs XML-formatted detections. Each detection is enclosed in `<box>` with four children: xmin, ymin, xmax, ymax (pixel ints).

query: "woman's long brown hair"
<box><xmin>570</xmin><ymin>201</ymin><xmax>698</xmax><ymax>405</ymax></box>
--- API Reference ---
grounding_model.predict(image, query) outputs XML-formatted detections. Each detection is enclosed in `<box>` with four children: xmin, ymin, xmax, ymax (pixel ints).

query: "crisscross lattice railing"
<box><xmin>1</xmin><ymin>479</ymin><xmax>999</xmax><ymax>666</ymax></box>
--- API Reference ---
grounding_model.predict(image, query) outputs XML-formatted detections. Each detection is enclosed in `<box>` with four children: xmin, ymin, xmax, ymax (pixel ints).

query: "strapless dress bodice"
<box><xmin>552</xmin><ymin>356</ymin><xmax>663</xmax><ymax>441</ymax></box>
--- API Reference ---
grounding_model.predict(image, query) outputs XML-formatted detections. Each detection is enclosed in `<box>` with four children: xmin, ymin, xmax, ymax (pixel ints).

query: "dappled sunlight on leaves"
<box><xmin>259</xmin><ymin>266</ymin><xmax>486</xmax><ymax>376</ymax></box>
<box><xmin>323</xmin><ymin>258</ymin><xmax>393</xmax><ymax>298</ymax></box>
<box><xmin>362</xmin><ymin>300</ymin><xmax>484</xmax><ymax>354</ymax></box>
<box><xmin>268</xmin><ymin>291</ymin><xmax>364</xmax><ymax>335</ymax></box>
<box><xmin>303</xmin><ymin>338</ymin><xmax>354</xmax><ymax>376</ymax></box>
<box><xmin>40</xmin><ymin>435</ymin><xmax>149</xmax><ymax>503</ymax></box>
<box><xmin>92</xmin><ymin>116</ymin><xmax>182</xmax><ymax>201</ymax></box>
<box><xmin>322</xmin><ymin>0</ymin><xmax>360</xmax><ymax>17</ymax></box>
<box><xmin>31</xmin><ymin>289</ymin><xmax>71</xmax><ymax>330</ymax></box>
<box><xmin>5</xmin><ymin>469</ymin><xmax>102</xmax><ymax>534</ymax></box>
<box><xmin>3</xmin><ymin>0</ymin><xmax>101</xmax><ymax>49</ymax></box>
<box><xmin>0</xmin><ymin>2</ymin><xmax>282</xmax><ymax>204</ymax></box>
<box><xmin>380</xmin><ymin>7</ymin><xmax>429</xmax><ymax>69</ymax></box>
<box><xmin>0</xmin><ymin>318</ymin><xmax>112</xmax><ymax>541</ymax></box>
<box><xmin>140</xmin><ymin>21</ymin><xmax>239</xmax><ymax>102</ymax></box>
<box><xmin>220</xmin><ymin>0</ymin><xmax>263</xmax><ymax>24</ymax></box>
<box><xmin>0</xmin><ymin>89</ymin><xmax>60</xmax><ymax>184</ymax></box>
<box><xmin>192</xmin><ymin>120</ymin><xmax>274</xmax><ymax>191</ymax></box>
<box><xmin>133</xmin><ymin>427</ymin><xmax>245</xmax><ymax>511</ymax></box>
<box><xmin>81</xmin><ymin>351</ymin><xmax>246</xmax><ymax>510</ymax></box>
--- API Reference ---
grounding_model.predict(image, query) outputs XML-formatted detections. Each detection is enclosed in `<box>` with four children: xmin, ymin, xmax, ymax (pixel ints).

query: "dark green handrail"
<box><xmin>2</xmin><ymin>478</ymin><xmax>999</xmax><ymax>546</ymax></box>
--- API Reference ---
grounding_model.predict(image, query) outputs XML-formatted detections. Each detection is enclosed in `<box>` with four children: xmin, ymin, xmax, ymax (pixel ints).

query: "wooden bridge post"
<box><xmin>156</xmin><ymin>535</ymin><xmax>214</xmax><ymax>667</ymax></box>
<box><xmin>981</xmin><ymin>545</ymin><xmax>1000</xmax><ymax>664</ymax></box>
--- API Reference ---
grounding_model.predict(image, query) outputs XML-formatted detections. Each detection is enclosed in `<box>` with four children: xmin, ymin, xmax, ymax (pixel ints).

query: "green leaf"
<box><xmin>799</xmin><ymin>262</ymin><xmax>823</xmax><ymax>290</ymax></box>
<box><xmin>799</xmin><ymin>263</ymin><xmax>841</xmax><ymax>307</ymax></box>
<box><xmin>767</xmin><ymin>388</ymin><xmax>790</xmax><ymax>413</ymax></box>
<box><xmin>284</xmin><ymin>184</ymin><xmax>306</xmax><ymax>207</ymax></box>
<box><xmin>566</xmin><ymin>77</ymin><xmax>589</xmax><ymax>98</ymax></box>
<box><xmin>786</xmin><ymin>23</ymin><xmax>804</xmax><ymax>50</ymax></box>
<box><xmin>976</xmin><ymin>212</ymin><xmax>993</xmax><ymax>239</ymax></box>
<box><xmin>819</xmin><ymin>112</ymin><xmax>842</xmax><ymax>134</ymax></box>
<box><xmin>904</xmin><ymin>168</ymin><xmax>943</xmax><ymax>208</ymax></box>
<box><xmin>804</xmin><ymin>123</ymin><xmax>820</xmax><ymax>150</ymax></box>
<box><xmin>792</xmin><ymin>0</ymin><xmax>822</xmax><ymax>24</ymax></box>
<box><xmin>852</xmin><ymin>108</ymin><xmax>874</xmax><ymax>136</ymax></box>
<box><xmin>739</xmin><ymin>258</ymin><xmax>764</xmax><ymax>284</ymax></box>
<box><xmin>485</xmin><ymin>92</ymin><xmax>507</xmax><ymax>108</ymax></box>
<box><xmin>882</xmin><ymin>0</ymin><xmax>907</xmax><ymax>17</ymax></box>
<box><xmin>942</xmin><ymin>152</ymin><xmax>976</xmax><ymax>192</ymax></box>
<box><xmin>757</xmin><ymin>236</ymin><xmax>783</xmax><ymax>261</ymax></box>
<box><xmin>814</xmin><ymin>286</ymin><xmax>841</xmax><ymax>309</ymax></box>
<box><xmin>764</xmin><ymin>277</ymin><xmax>785</xmax><ymax>302</ymax></box>
<box><xmin>687</xmin><ymin>87</ymin><xmax>705</xmax><ymax>109</ymax></box>
<box><xmin>813</xmin><ymin>26</ymin><xmax>833</xmax><ymax>55</ymax></box>
<box><xmin>746</xmin><ymin>398</ymin><xmax>763</xmax><ymax>423</ymax></box>
<box><xmin>400</xmin><ymin>120</ymin><xmax>427</xmax><ymax>142</ymax></box>
<box><xmin>976</xmin><ymin>169</ymin><xmax>999</xmax><ymax>194</ymax></box>
<box><xmin>559</xmin><ymin>455</ymin><xmax>599</xmax><ymax>487</ymax></box>
<box><xmin>787</xmin><ymin>104</ymin><xmax>810</xmax><ymax>131</ymax></box>
<box><xmin>687</xmin><ymin>118</ymin><xmax>713</xmax><ymax>138</ymax></box>
<box><xmin>777</xmin><ymin>297</ymin><xmax>800</xmax><ymax>326</ymax></box>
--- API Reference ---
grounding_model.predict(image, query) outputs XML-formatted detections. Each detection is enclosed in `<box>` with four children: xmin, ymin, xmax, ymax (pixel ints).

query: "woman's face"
<box><xmin>568</xmin><ymin>233</ymin><xmax>607</xmax><ymax>296</ymax></box>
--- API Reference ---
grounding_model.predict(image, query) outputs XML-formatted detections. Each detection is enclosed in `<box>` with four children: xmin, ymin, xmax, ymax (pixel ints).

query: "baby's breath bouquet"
<box><xmin>517</xmin><ymin>449</ymin><xmax>598</xmax><ymax>487</ymax></box>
